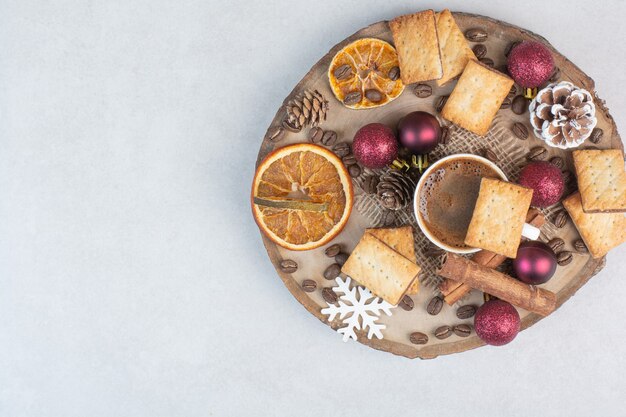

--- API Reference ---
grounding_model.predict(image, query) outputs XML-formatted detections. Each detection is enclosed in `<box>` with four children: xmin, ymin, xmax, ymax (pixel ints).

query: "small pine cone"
<box><xmin>285</xmin><ymin>89</ymin><xmax>329</xmax><ymax>131</ymax></box>
<box><xmin>362</xmin><ymin>175</ymin><xmax>380</xmax><ymax>194</ymax></box>
<box><xmin>376</xmin><ymin>170</ymin><xmax>416</xmax><ymax>210</ymax></box>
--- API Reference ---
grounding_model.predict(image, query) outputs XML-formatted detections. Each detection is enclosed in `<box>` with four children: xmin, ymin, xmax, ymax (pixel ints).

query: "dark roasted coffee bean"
<box><xmin>554</xmin><ymin>210</ymin><xmax>568</xmax><ymax>228</ymax></box>
<box><xmin>549</xmin><ymin>67</ymin><xmax>561</xmax><ymax>83</ymax></box>
<box><xmin>322</xmin><ymin>287</ymin><xmax>338</xmax><ymax>304</ymax></box>
<box><xmin>308</xmin><ymin>126</ymin><xmax>323</xmax><ymax>143</ymax></box>
<box><xmin>335</xmin><ymin>252</ymin><xmax>349</xmax><ymax>266</ymax></box>
<box><xmin>334</xmin><ymin>64</ymin><xmax>353</xmax><ymax>81</ymax></box>
<box><xmin>498</xmin><ymin>65</ymin><xmax>509</xmax><ymax>75</ymax></box>
<box><xmin>343</xmin><ymin>91</ymin><xmax>362</xmax><ymax>105</ymax></box>
<box><xmin>465</xmin><ymin>28</ymin><xmax>488</xmax><ymax>42</ymax></box>
<box><xmin>453</xmin><ymin>324</ymin><xmax>472</xmax><ymax>337</ymax></box>
<box><xmin>508</xmin><ymin>85</ymin><xmax>517</xmax><ymax>97</ymax></box>
<box><xmin>424</xmin><ymin>245</ymin><xmax>445</xmax><ymax>257</ymax></box>
<box><xmin>399</xmin><ymin>295</ymin><xmax>414</xmax><ymax>311</ymax></box>
<box><xmin>342</xmin><ymin>154</ymin><xmax>357</xmax><ymax>166</ymax></box>
<box><xmin>562</xmin><ymin>169</ymin><xmax>575</xmax><ymax>185</ymax></box>
<box><xmin>332</xmin><ymin>142</ymin><xmax>351</xmax><ymax>158</ymax></box>
<box><xmin>500</xmin><ymin>96</ymin><xmax>512</xmax><ymax>109</ymax></box>
<box><xmin>435</xmin><ymin>325</ymin><xmax>453</xmax><ymax>340</ymax></box>
<box><xmin>388</xmin><ymin>66</ymin><xmax>400</xmax><ymax>81</ymax></box>
<box><xmin>324</xmin><ymin>244</ymin><xmax>341</xmax><ymax>258</ymax></box>
<box><xmin>574</xmin><ymin>239</ymin><xmax>588</xmax><ymax>253</ymax></box>
<box><xmin>549</xmin><ymin>156</ymin><xmax>565</xmax><ymax>170</ymax></box>
<box><xmin>266</xmin><ymin>126</ymin><xmax>285</xmax><ymax>143</ymax></box>
<box><xmin>436</xmin><ymin>95</ymin><xmax>449</xmax><ymax>113</ymax></box>
<box><xmin>484</xmin><ymin>148</ymin><xmax>497</xmax><ymax>162</ymax></box>
<box><xmin>321</xmin><ymin>130</ymin><xmax>338</xmax><ymax>146</ymax></box>
<box><xmin>409</xmin><ymin>332</ymin><xmax>428</xmax><ymax>345</ymax></box>
<box><xmin>528</xmin><ymin>146</ymin><xmax>548</xmax><ymax>161</ymax></box>
<box><xmin>479</xmin><ymin>57</ymin><xmax>494</xmax><ymax>67</ymax></box>
<box><xmin>512</xmin><ymin>122</ymin><xmax>529</xmax><ymax>140</ymax></box>
<box><xmin>557</xmin><ymin>251</ymin><xmax>573</xmax><ymax>266</ymax></box>
<box><xmin>365</xmin><ymin>88</ymin><xmax>383</xmax><ymax>103</ymax></box>
<box><xmin>589</xmin><ymin>128</ymin><xmax>604</xmax><ymax>144</ymax></box>
<box><xmin>302</xmin><ymin>279</ymin><xmax>317</xmax><ymax>292</ymax></box>
<box><xmin>547</xmin><ymin>237</ymin><xmax>565</xmax><ymax>253</ymax></box>
<box><xmin>504</xmin><ymin>41</ymin><xmax>521</xmax><ymax>57</ymax></box>
<box><xmin>413</xmin><ymin>83</ymin><xmax>432</xmax><ymax>98</ymax></box>
<box><xmin>511</xmin><ymin>95</ymin><xmax>529</xmax><ymax>114</ymax></box>
<box><xmin>323</xmin><ymin>263</ymin><xmax>341</xmax><ymax>280</ymax></box>
<box><xmin>473</xmin><ymin>44</ymin><xmax>487</xmax><ymax>59</ymax></box>
<box><xmin>279</xmin><ymin>259</ymin><xmax>298</xmax><ymax>273</ymax></box>
<box><xmin>427</xmin><ymin>296</ymin><xmax>444</xmax><ymax>316</ymax></box>
<box><xmin>348</xmin><ymin>164</ymin><xmax>361</xmax><ymax>177</ymax></box>
<box><xmin>456</xmin><ymin>305</ymin><xmax>477</xmax><ymax>319</ymax></box>
<box><xmin>440</xmin><ymin>126</ymin><xmax>450</xmax><ymax>145</ymax></box>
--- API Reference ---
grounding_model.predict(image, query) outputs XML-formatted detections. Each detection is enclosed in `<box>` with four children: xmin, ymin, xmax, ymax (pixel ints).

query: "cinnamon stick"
<box><xmin>439</xmin><ymin>208</ymin><xmax>545</xmax><ymax>305</ymax></box>
<box><xmin>438</xmin><ymin>253</ymin><xmax>556</xmax><ymax>316</ymax></box>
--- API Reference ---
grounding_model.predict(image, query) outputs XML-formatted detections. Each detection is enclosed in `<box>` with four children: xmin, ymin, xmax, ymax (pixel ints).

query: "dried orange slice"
<box><xmin>328</xmin><ymin>38</ymin><xmax>404</xmax><ymax>109</ymax></box>
<box><xmin>251</xmin><ymin>143</ymin><xmax>353</xmax><ymax>251</ymax></box>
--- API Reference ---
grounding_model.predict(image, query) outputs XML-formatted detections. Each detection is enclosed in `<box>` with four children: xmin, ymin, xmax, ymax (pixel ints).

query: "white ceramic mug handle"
<box><xmin>521</xmin><ymin>223</ymin><xmax>541</xmax><ymax>240</ymax></box>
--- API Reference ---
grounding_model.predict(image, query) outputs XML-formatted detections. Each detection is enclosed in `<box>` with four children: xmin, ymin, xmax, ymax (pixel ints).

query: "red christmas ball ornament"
<box><xmin>474</xmin><ymin>300</ymin><xmax>521</xmax><ymax>346</ymax></box>
<box><xmin>513</xmin><ymin>241</ymin><xmax>557</xmax><ymax>285</ymax></box>
<box><xmin>518</xmin><ymin>161</ymin><xmax>564</xmax><ymax>207</ymax></box>
<box><xmin>397</xmin><ymin>111</ymin><xmax>441</xmax><ymax>154</ymax></box>
<box><xmin>352</xmin><ymin>123</ymin><xmax>398</xmax><ymax>169</ymax></box>
<box><xmin>507</xmin><ymin>41</ymin><xmax>554</xmax><ymax>89</ymax></box>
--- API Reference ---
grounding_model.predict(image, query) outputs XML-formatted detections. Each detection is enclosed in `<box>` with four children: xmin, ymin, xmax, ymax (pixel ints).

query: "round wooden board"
<box><xmin>254</xmin><ymin>12</ymin><xmax>623</xmax><ymax>359</ymax></box>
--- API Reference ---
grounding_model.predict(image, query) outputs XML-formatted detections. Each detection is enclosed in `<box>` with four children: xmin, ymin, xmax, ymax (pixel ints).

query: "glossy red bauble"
<box><xmin>513</xmin><ymin>241</ymin><xmax>557</xmax><ymax>285</ymax></box>
<box><xmin>397</xmin><ymin>111</ymin><xmax>441</xmax><ymax>154</ymax></box>
<box><xmin>352</xmin><ymin>123</ymin><xmax>398</xmax><ymax>169</ymax></box>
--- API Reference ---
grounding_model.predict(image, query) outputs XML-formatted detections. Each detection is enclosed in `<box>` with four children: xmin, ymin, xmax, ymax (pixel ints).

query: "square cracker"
<box><xmin>366</xmin><ymin>226</ymin><xmax>420</xmax><ymax>295</ymax></box>
<box><xmin>465</xmin><ymin>178</ymin><xmax>533</xmax><ymax>258</ymax></box>
<box><xmin>563</xmin><ymin>192</ymin><xmax>626</xmax><ymax>258</ymax></box>
<box><xmin>341</xmin><ymin>233</ymin><xmax>420</xmax><ymax>305</ymax></box>
<box><xmin>389</xmin><ymin>10</ymin><xmax>443</xmax><ymax>84</ymax></box>
<box><xmin>441</xmin><ymin>59</ymin><xmax>514</xmax><ymax>136</ymax></box>
<box><xmin>435</xmin><ymin>9</ymin><xmax>476</xmax><ymax>86</ymax></box>
<box><xmin>573</xmin><ymin>149</ymin><xmax>626</xmax><ymax>213</ymax></box>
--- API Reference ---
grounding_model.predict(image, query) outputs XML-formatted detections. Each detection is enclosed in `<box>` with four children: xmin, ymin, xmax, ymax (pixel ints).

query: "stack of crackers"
<box><xmin>341</xmin><ymin>226</ymin><xmax>421</xmax><ymax>305</ymax></box>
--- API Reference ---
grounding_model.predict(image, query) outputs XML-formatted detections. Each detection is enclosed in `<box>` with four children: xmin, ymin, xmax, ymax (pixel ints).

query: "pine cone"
<box><xmin>529</xmin><ymin>81</ymin><xmax>597</xmax><ymax>149</ymax></box>
<box><xmin>284</xmin><ymin>89</ymin><xmax>329</xmax><ymax>132</ymax></box>
<box><xmin>376</xmin><ymin>170</ymin><xmax>416</xmax><ymax>210</ymax></box>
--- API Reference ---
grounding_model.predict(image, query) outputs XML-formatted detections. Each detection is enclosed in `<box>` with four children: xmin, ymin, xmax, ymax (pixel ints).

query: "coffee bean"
<box><xmin>528</xmin><ymin>146</ymin><xmax>548</xmax><ymax>161</ymax></box>
<box><xmin>512</xmin><ymin>122</ymin><xmax>529</xmax><ymax>140</ymax></box>
<box><xmin>453</xmin><ymin>324</ymin><xmax>472</xmax><ymax>337</ymax></box>
<box><xmin>589</xmin><ymin>128</ymin><xmax>604</xmax><ymax>144</ymax></box>
<box><xmin>335</xmin><ymin>252</ymin><xmax>349</xmax><ymax>266</ymax></box>
<box><xmin>427</xmin><ymin>296</ymin><xmax>444</xmax><ymax>316</ymax></box>
<box><xmin>511</xmin><ymin>95</ymin><xmax>529</xmax><ymax>115</ymax></box>
<box><xmin>424</xmin><ymin>245</ymin><xmax>445</xmax><ymax>257</ymax></box>
<box><xmin>574</xmin><ymin>239</ymin><xmax>588</xmax><ymax>253</ymax></box>
<box><xmin>484</xmin><ymin>148</ymin><xmax>498</xmax><ymax>163</ymax></box>
<box><xmin>479</xmin><ymin>57</ymin><xmax>494</xmax><ymax>67</ymax></box>
<box><xmin>325</xmin><ymin>244</ymin><xmax>341</xmax><ymax>258</ymax></box>
<box><xmin>334</xmin><ymin>64</ymin><xmax>353</xmax><ymax>81</ymax></box>
<box><xmin>554</xmin><ymin>210</ymin><xmax>568</xmax><ymax>228</ymax></box>
<box><xmin>547</xmin><ymin>237</ymin><xmax>565</xmax><ymax>253</ymax></box>
<box><xmin>343</xmin><ymin>91</ymin><xmax>362</xmax><ymax>105</ymax></box>
<box><xmin>348</xmin><ymin>164</ymin><xmax>361</xmax><ymax>177</ymax></box>
<box><xmin>321</xmin><ymin>130</ymin><xmax>338</xmax><ymax>146</ymax></box>
<box><xmin>440</xmin><ymin>126</ymin><xmax>450</xmax><ymax>145</ymax></box>
<box><xmin>465</xmin><ymin>28</ymin><xmax>488</xmax><ymax>42</ymax></box>
<box><xmin>332</xmin><ymin>142</ymin><xmax>351</xmax><ymax>158</ymax></box>
<box><xmin>508</xmin><ymin>85</ymin><xmax>517</xmax><ymax>97</ymax></box>
<box><xmin>473</xmin><ymin>44</ymin><xmax>487</xmax><ymax>59</ymax></box>
<box><xmin>362</xmin><ymin>175</ymin><xmax>380</xmax><ymax>194</ymax></box>
<box><xmin>504</xmin><ymin>41</ymin><xmax>521</xmax><ymax>57</ymax></box>
<box><xmin>342</xmin><ymin>154</ymin><xmax>357</xmax><ymax>166</ymax></box>
<box><xmin>302</xmin><ymin>279</ymin><xmax>317</xmax><ymax>292</ymax></box>
<box><xmin>436</xmin><ymin>95</ymin><xmax>449</xmax><ymax>113</ymax></box>
<box><xmin>557</xmin><ymin>251</ymin><xmax>573</xmax><ymax>266</ymax></box>
<box><xmin>388</xmin><ymin>66</ymin><xmax>400</xmax><ymax>81</ymax></box>
<box><xmin>409</xmin><ymin>332</ymin><xmax>429</xmax><ymax>345</ymax></box>
<box><xmin>498</xmin><ymin>65</ymin><xmax>509</xmax><ymax>76</ymax></box>
<box><xmin>399</xmin><ymin>295</ymin><xmax>414</xmax><ymax>311</ymax></box>
<box><xmin>414</xmin><ymin>83</ymin><xmax>432</xmax><ymax>98</ymax></box>
<box><xmin>323</xmin><ymin>263</ymin><xmax>341</xmax><ymax>280</ymax></box>
<box><xmin>435</xmin><ymin>325</ymin><xmax>453</xmax><ymax>340</ymax></box>
<box><xmin>308</xmin><ymin>126</ymin><xmax>323</xmax><ymax>143</ymax></box>
<box><xmin>500</xmin><ymin>96</ymin><xmax>512</xmax><ymax>109</ymax></box>
<box><xmin>549</xmin><ymin>67</ymin><xmax>561</xmax><ymax>83</ymax></box>
<box><xmin>279</xmin><ymin>259</ymin><xmax>298</xmax><ymax>273</ymax></box>
<box><xmin>549</xmin><ymin>156</ymin><xmax>565</xmax><ymax>170</ymax></box>
<box><xmin>562</xmin><ymin>169</ymin><xmax>575</xmax><ymax>185</ymax></box>
<box><xmin>266</xmin><ymin>126</ymin><xmax>285</xmax><ymax>143</ymax></box>
<box><xmin>365</xmin><ymin>88</ymin><xmax>383</xmax><ymax>103</ymax></box>
<box><xmin>456</xmin><ymin>305</ymin><xmax>477</xmax><ymax>319</ymax></box>
<box><xmin>322</xmin><ymin>287</ymin><xmax>338</xmax><ymax>304</ymax></box>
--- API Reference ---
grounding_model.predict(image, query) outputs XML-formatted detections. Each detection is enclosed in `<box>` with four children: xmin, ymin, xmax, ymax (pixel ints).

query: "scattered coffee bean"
<box><xmin>279</xmin><ymin>259</ymin><xmax>298</xmax><ymax>273</ymax></box>
<box><xmin>325</xmin><ymin>244</ymin><xmax>341</xmax><ymax>258</ymax></box>
<box><xmin>436</xmin><ymin>95</ymin><xmax>449</xmax><ymax>113</ymax></box>
<box><xmin>508</xmin><ymin>85</ymin><xmax>517</xmax><ymax>97</ymax></box>
<box><xmin>511</xmin><ymin>95</ymin><xmax>529</xmax><ymax>115</ymax></box>
<box><xmin>589</xmin><ymin>128</ymin><xmax>604</xmax><ymax>144</ymax></box>
<box><xmin>365</xmin><ymin>89</ymin><xmax>383</xmax><ymax>103</ymax></box>
<box><xmin>321</xmin><ymin>130</ymin><xmax>338</xmax><ymax>146</ymax></box>
<box><xmin>504</xmin><ymin>41</ymin><xmax>521</xmax><ymax>57</ymax></box>
<box><xmin>427</xmin><ymin>296</ymin><xmax>444</xmax><ymax>316</ymax></box>
<box><xmin>465</xmin><ymin>28</ymin><xmax>488</xmax><ymax>42</ymax></box>
<box><xmin>562</xmin><ymin>169</ymin><xmax>575</xmax><ymax>185</ymax></box>
<box><xmin>308</xmin><ymin>126</ymin><xmax>322</xmax><ymax>143</ymax></box>
<box><xmin>362</xmin><ymin>175</ymin><xmax>380</xmax><ymax>194</ymax></box>
<box><xmin>528</xmin><ymin>146</ymin><xmax>548</xmax><ymax>161</ymax></box>
<box><xmin>332</xmin><ymin>142</ymin><xmax>351</xmax><ymax>158</ymax></box>
<box><xmin>399</xmin><ymin>295</ymin><xmax>414</xmax><ymax>311</ymax></box>
<box><xmin>409</xmin><ymin>332</ymin><xmax>429</xmax><ymax>345</ymax></box>
<box><xmin>549</xmin><ymin>156</ymin><xmax>565</xmax><ymax>170</ymax></box>
<box><xmin>549</xmin><ymin>66</ymin><xmax>561</xmax><ymax>83</ymax></box>
<box><xmin>343</xmin><ymin>91</ymin><xmax>362</xmax><ymax>106</ymax></box>
<box><xmin>557</xmin><ymin>251</ymin><xmax>573</xmax><ymax>266</ymax></box>
<box><xmin>322</xmin><ymin>287</ymin><xmax>338</xmax><ymax>304</ymax></box>
<box><xmin>453</xmin><ymin>324</ymin><xmax>472</xmax><ymax>337</ymax></box>
<box><xmin>473</xmin><ymin>44</ymin><xmax>487</xmax><ymax>59</ymax></box>
<box><xmin>266</xmin><ymin>126</ymin><xmax>285</xmax><ymax>143</ymax></box>
<box><xmin>323</xmin><ymin>263</ymin><xmax>341</xmax><ymax>280</ymax></box>
<box><xmin>553</xmin><ymin>210</ymin><xmax>568</xmax><ymax>228</ymax></box>
<box><xmin>335</xmin><ymin>252</ymin><xmax>349</xmax><ymax>266</ymax></box>
<box><xmin>435</xmin><ymin>325</ymin><xmax>453</xmax><ymax>340</ymax></box>
<box><xmin>456</xmin><ymin>305</ymin><xmax>477</xmax><ymax>319</ymax></box>
<box><xmin>440</xmin><ymin>126</ymin><xmax>450</xmax><ymax>145</ymax></box>
<box><xmin>413</xmin><ymin>83</ymin><xmax>433</xmax><ymax>98</ymax></box>
<box><xmin>484</xmin><ymin>148</ymin><xmax>498</xmax><ymax>162</ymax></box>
<box><xmin>388</xmin><ymin>66</ymin><xmax>400</xmax><ymax>81</ymax></box>
<box><xmin>497</xmin><ymin>64</ymin><xmax>509</xmax><ymax>75</ymax></box>
<box><xmin>424</xmin><ymin>245</ymin><xmax>445</xmax><ymax>257</ymax></box>
<box><xmin>500</xmin><ymin>96</ymin><xmax>512</xmax><ymax>109</ymax></box>
<box><xmin>512</xmin><ymin>122</ymin><xmax>529</xmax><ymax>140</ymax></box>
<box><xmin>348</xmin><ymin>164</ymin><xmax>361</xmax><ymax>177</ymax></box>
<box><xmin>574</xmin><ymin>239</ymin><xmax>588</xmax><ymax>253</ymax></box>
<box><xmin>302</xmin><ymin>279</ymin><xmax>317</xmax><ymax>292</ymax></box>
<box><xmin>547</xmin><ymin>237</ymin><xmax>565</xmax><ymax>253</ymax></box>
<box><xmin>342</xmin><ymin>154</ymin><xmax>357</xmax><ymax>166</ymax></box>
<box><xmin>334</xmin><ymin>64</ymin><xmax>353</xmax><ymax>81</ymax></box>
<box><xmin>479</xmin><ymin>57</ymin><xmax>494</xmax><ymax>67</ymax></box>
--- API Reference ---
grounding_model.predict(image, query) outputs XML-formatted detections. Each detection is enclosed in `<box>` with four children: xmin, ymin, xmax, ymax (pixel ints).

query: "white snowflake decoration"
<box><xmin>321</xmin><ymin>276</ymin><xmax>395</xmax><ymax>342</ymax></box>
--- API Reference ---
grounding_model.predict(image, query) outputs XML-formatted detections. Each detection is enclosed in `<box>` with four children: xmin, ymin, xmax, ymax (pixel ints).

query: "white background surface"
<box><xmin>1</xmin><ymin>1</ymin><xmax>625</xmax><ymax>416</ymax></box>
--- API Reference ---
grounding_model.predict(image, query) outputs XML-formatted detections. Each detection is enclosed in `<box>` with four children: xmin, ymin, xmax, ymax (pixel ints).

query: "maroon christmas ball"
<box><xmin>518</xmin><ymin>161</ymin><xmax>564</xmax><ymax>207</ymax></box>
<box><xmin>352</xmin><ymin>123</ymin><xmax>398</xmax><ymax>169</ymax></box>
<box><xmin>474</xmin><ymin>300</ymin><xmax>521</xmax><ymax>346</ymax></box>
<box><xmin>513</xmin><ymin>241</ymin><xmax>557</xmax><ymax>285</ymax></box>
<box><xmin>397</xmin><ymin>111</ymin><xmax>441</xmax><ymax>154</ymax></box>
<box><xmin>507</xmin><ymin>41</ymin><xmax>554</xmax><ymax>88</ymax></box>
